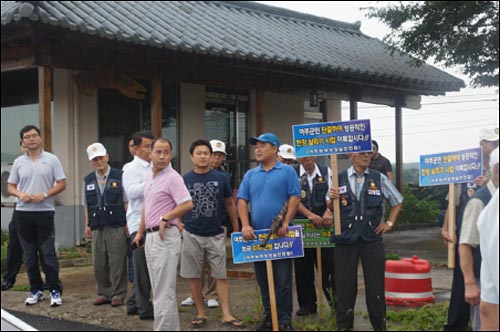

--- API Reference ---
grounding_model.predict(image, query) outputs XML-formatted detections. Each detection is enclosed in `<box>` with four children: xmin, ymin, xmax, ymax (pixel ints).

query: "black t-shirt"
<box><xmin>370</xmin><ymin>154</ymin><xmax>392</xmax><ymax>176</ymax></box>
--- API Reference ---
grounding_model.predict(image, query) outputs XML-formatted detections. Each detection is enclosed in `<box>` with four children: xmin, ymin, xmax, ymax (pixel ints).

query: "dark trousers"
<box><xmin>2</xmin><ymin>217</ymin><xmax>23</xmax><ymax>284</ymax></box>
<box><xmin>443</xmin><ymin>244</ymin><xmax>470</xmax><ymax>331</ymax></box>
<box><xmin>254</xmin><ymin>259</ymin><xmax>293</xmax><ymax>325</ymax></box>
<box><xmin>294</xmin><ymin>247</ymin><xmax>335</xmax><ymax>311</ymax></box>
<box><xmin>126</xmin><ymin>232</ymin><xmax>154</xmax><ymax>317</ymax></box>
<box><xmin>335</xmin><ymin>240</ymin><xmax>386</xmax><ymax>331</ymax></box>
<box><xmin>15</xmin><ymin>211</ymin><xmax>61</xmax><ymax>293</ymax></box>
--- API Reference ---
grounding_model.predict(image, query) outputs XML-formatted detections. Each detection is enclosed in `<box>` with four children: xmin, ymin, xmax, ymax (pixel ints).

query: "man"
<box><xmin>181</xmin><ymin>138</ymin><xmax>231</xmax><ymax>308</ymax></box>
<box><xmin>442</xmin><ymin>127</ymin><xmax>498</xmax><ymax>331</ymax></box>
<box><xmin>329</xmin><ymin>151</ymin><xmax>403</xmax><ymax>331</ymax></box>
<box><xmin>278</xmin><ymin>144</ymin><xmax>298</xmax><ymax>166</ymax></box>
<box><xmin>2</xmin><ymin>143</ymin><xmax>28</xmax><ymax>291</ymax></box>
<box><xmin>181</xmin><ymin>140</ymin><xmax>243</xmax><ymax>328</ymax></box>
<box><xmin>477</xmin><ymin>183</ymin><xmax>499</xmax><ymax>331</ymax></box>
<box><xmin>84</xmin><ymin>142</ymin><xmax>128</xmax><ymax>307</ymax></box>
<box><xmin>7</xmin><ymin>125</ymin><xmax>66</xmax><ymax>306</ymax></box>
<box><xmin>459</xmin><ymin>147</ymin><xmax>499</xmax><ymax>330</ymax></box>
<box><xmin>293</xmin><ymin>156</ymin><xmax>335</xmax><ymax>316</ymax></box>
<box><xmin>238</xmin><ymin>133</ymin><xmax>301</xmax><ymax>332</ymax></box>
<box><xmin>123</xmin><ymin>131</ymin><xmax>155</xmax><ymax>319</ymax></box>
<box><xmin>370</xmin><ymin>140</ymin><xmax>393</xmax><ymax>182</ymax></box>
<box><xmin>134</xmin><ymin>138</ymin><xmax>192</xmax><ymax>331</ymax></box>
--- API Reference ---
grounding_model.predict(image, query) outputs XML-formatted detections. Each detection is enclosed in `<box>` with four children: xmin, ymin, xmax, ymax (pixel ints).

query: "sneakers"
<box><xmin>50</xmin><ymin>290</ymin><xmax>62</xmax><ymax>306</ymax></box>
<box><xmin>1</xmin><ymin>280</ymin><xmax>14</xmax><ymax>291</ymax></box>
<box><xmin>181</xmin><ymin>296</ymin><xmax>195</xmax><ymax>306</ymax></box>
<box><xmin>207</xmin><ymin>299</ymin><xmax>219</xmax><ymax>308</ymax></box>
<box><xmin>25</xmin><ymin>290</ymin><xmax>45</xmax><ymax>305</ymax></box>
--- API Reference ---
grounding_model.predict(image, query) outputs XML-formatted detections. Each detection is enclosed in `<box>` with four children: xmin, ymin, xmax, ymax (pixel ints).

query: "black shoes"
<box><xmin>1</xmin><ymin>280</ymin><xmax>14</xmax><ymax>291</ymax></box>
<box><xmin>256</xmin><ymin>318</ymin><xmax>272</xmax><ymax>331</ymax></box>
<box><xmin>279</xmin><ymin>323</ymin><xmax>294</xmax><ymax>331</ymax></box>
<box><xmin>296</xmin><ymin>307</ymin><xmax>317</xmax><ymax>316</ymax></box>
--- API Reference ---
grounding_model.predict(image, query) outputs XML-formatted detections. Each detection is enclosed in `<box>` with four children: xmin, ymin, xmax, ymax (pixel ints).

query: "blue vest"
<box><xmin>331</xmin><ymin>169</ymin><xmax>384</xmax><ymax>244</ymax></box>
<box><xmin>470</xmin><ymin>185</ymin><xmax>492</xmax><ymax>278</ymax></box>
<box><xmin>84</xmin><ymin>168</ymin><xmax>126</xmax><ymax>230</ymax></box>
<box><xmin>294</xmin><ymin>165</ymin><xmax>329</xmax><ymax>217</ymax></box>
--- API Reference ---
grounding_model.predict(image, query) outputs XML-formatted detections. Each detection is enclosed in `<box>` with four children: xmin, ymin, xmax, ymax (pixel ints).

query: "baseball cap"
<box><xmin>249</xmin><ymin>133</ymin><xmax>280</xmax><ymax>147</ymax></box>
<box><xmin>279</xmin><ymin>144</ymin><xmax>296</xmax><ymax>160</ymax></box>
<box><xmin>210</xmin><ymin>139</ymin><xmax>227</xmax><ymax>155</ymax></box>
<box><xmin>479</xmin><ymin>127</ymin><xmax>499</xmax><ymax>142</ymax></box>
<box><xmin>489</xmin><ymin>147</ymin><xmax>499</xmax><ymax>169</ymax></box>
<box><xmin>86</xmin><ymin>142</ymin><xmax>107</xmax><ymax>161</ymax></box>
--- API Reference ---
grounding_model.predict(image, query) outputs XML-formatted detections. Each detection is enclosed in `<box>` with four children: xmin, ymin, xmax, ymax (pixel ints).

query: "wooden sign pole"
<box><xmin>266</xmin><ymin>260</ymin><xmax>279</xmax><ymax>331</ymax></box>
<box><xmin>448</xmin><ymin>184</ymin><xmax>456</xmax><ymax>268</ymax></box>
<box><xmin>331</xmin><ymin>155</ymin><xmax>341</xmax><ymax>235</ymax></box>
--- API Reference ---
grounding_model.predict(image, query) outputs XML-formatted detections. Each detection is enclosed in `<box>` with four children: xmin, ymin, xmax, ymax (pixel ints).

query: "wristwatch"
<box><xmin>43</xmin><ymin>192</ymin><xmax>48</xmax><ymax>199</ymax></box>
<box><xmin>159</xmin><ymin>215</ymin><xmax>168</xmax><ymax>222</ymax></box>
<box><xmin>386</xmin><ymin>220</ymin><xmax>394</xmax><ymax>228</ymax></box>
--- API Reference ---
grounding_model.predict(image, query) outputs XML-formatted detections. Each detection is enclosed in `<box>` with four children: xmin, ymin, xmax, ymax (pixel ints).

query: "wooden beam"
<box><xmin>1</xmin><ymin>57</ymin><xmax>35</xmax><ymax>72</ymax></box>
<box><xmin>38</xmin><ymin>66</ymin><xmax>52</xmax><ymax>152</ymax></box>
<box><xmin>151</xmin><ymin>80</ymin><xmax>162</xmax><ymax>139</ymax></box>
<box><xmin>255</xmin><ymin>89</ymin><xmax>264</xmax><ymax>135</ymax></box>
<box><xmin>395</xmin><ymin>101</ymin><xmax>404</xmax><ymax>192</ymax></box>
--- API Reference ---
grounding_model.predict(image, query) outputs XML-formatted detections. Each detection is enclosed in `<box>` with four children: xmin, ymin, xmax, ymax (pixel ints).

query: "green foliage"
<box><xmin>386</xmin><ymin>302</ymin><xmax>449</xmax><ymax>331</ymax></box>
<box><xmin>385</xmin><ymin>253</ymin><xmax>401</xmax><ymax>261</ymax></box>
<box><xmin>1</xmin><ymin>230</ymin><xmax>8</xmax><ymax>274</ymax></box>
<box><xmin>365</xmin><ymin>1</ymin><xmax>499</xmax><ymax>87</ymax></box>
<box><xmin>396</xmin><ymin>184</ymin><xmax>441</xmax><ymax>224</ymax></box>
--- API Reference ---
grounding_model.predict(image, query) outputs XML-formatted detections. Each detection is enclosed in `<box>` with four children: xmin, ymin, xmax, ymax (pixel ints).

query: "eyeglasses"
<box><xmin>22</xmin><ymin>134</ymin><xmax>40</xmax><ymax>140</ymax></box>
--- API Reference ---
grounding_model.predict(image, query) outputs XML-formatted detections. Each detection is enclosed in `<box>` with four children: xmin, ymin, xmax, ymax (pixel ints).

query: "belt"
<box><xmin>145</xmin><ymin>224</ymin><xmax>177</xmax><ymax>233</ymax></box>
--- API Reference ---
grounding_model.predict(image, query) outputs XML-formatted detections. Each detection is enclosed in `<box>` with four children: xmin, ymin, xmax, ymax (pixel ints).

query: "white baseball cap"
<box><xmin>86</xmin><ymin>142</ymin><xmax>107</xmax><ymax>160</ymax></box>
<box><xmin>479</xmin><ymin>127</ymin><xmax>499</xmax><ymax>142</ymax></box>
<box><xmin>279</xmin><ymin>144</ymin><xmax>296</xmax><ymax>160</ymax></box>
<box><xmin>489</xmin><ymin>147</ymin><xmax>499</xmax><ymax>169</ymax></box>
<box><xmin>210</xmin><ymin>139</ymin><xmax>227</xmax><ymax>155</ymax></box>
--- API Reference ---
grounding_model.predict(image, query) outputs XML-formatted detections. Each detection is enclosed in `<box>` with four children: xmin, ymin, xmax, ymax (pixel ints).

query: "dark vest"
<box><xmin>331</xmin><ymin>169</ymin><xmax>384</xmax><ymax>244</ymax></box>
<box><xmin>469</xmin><ymin>185</ymin><xmax>492</xmax><ymax>278</ymax></box>
<box><xmin>84</xmin><ymin>167</ymin><xmax>126</xmax><ymax>230</ymax></box>
<box><xmin>294</xmin><ymin>165</ymin><xmax>329</xmax><ymax>218</ymax></box>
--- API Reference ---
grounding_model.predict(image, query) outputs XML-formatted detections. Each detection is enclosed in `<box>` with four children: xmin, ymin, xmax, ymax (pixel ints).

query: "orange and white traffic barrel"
<box><xmin>385</xmin><ymin>255</ymin><xmax>435</xmax><ymax>306</ymax></box>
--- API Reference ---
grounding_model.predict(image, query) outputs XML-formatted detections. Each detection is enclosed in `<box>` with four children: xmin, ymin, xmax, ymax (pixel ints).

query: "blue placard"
<box><xmin>419</xmin><ymin>147</ymin><xmax>482</xmax><ymax>186</ymax></box>
<box><xmin>293</xmin><ymin>119</ymin><xmax>372</xmax><ymax>158</ymax></box>
<box><xmin>231</xmin><ymin>226</ymin><xmax>304</xmax><ymax>264</ymax></box>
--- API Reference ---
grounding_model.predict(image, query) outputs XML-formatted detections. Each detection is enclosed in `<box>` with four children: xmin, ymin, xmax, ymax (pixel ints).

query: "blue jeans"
<box><xmin>254</xmin><ymin>259</ymin><xmax>293</xmax><ymax>324</ymax></box>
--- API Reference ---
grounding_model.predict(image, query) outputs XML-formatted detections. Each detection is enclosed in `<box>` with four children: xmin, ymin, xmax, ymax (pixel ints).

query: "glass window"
<box><xmin>205</xmin><ymin>87</ymin><xmax>249</xmax><ymax>187</ymax></box>
<box><xmin>1</xmin><ymin>69</ymin><xmax>39</xmax><ymax>164</ymax></box>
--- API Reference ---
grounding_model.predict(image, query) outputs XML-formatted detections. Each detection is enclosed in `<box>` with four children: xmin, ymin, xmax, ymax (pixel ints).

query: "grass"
<box><xmin>386</xmin><ymin>302</ymin><xmax>449</xmax><ymax>331</ymax></box>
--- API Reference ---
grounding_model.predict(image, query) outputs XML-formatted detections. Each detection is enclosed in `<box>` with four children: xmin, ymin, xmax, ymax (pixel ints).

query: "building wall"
<box><xmin>179</xmin><ymin>83</ymin><xmax>205</xmax><ymax>174</ymax></box>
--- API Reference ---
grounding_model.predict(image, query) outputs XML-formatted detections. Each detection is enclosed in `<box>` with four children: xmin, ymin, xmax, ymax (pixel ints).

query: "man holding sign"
<box><xmin>329</xmin><ymin>151</ymin><xmax>403</xmax><ymax>331</ymax></box>
<box><xmin>238</xmin><ymin>133</ymin><xmax>301</xmax><ymax>332</ymax></box>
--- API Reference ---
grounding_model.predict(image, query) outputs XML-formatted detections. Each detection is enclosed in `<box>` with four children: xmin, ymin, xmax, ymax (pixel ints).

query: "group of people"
<box><xmin>3</xmin><ymin>123</ymin><xmax>498</xmax><ymax>331</ymax></box>
<box><xmin>442</xmin><ymin>127</ymin><xmax>499</xmax><ymax>331</ymax></box>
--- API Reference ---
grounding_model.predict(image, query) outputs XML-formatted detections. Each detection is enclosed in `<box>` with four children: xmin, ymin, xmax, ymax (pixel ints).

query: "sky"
<box><xmin>258</xmin><ymin>1</ymin><xmax>499</xmax><ymax>163</ymax></box>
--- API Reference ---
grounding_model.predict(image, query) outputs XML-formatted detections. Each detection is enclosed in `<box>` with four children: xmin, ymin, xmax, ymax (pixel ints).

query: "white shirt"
<box><xmin>477</xmin><ymin>188</ymin><xmax>499</xmax><ymax>304</ymax></box>
<box><xmin>299</xmin><ymin>164</ymin><xmax>332</xmax><ymax>201</ymax></box>
<box><xmin>123</xmin><ymin>156</ymin><xmax>152</xmax><ymax>234</ymax></box>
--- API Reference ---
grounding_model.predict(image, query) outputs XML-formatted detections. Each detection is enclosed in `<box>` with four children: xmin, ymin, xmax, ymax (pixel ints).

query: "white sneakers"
<box><xmin>25</xmin><ymin>290</ymin><xmax>62</xmax><ymax>306</ymax></box>
<box><xmin>207</xmin><ymin>299</ymin><xmax>219</xmax><ymax>308</ymax></box>
<box><xmin>181</xmin><ymin>296</ymin><xmax>195</xmax><ymax>306</ymax></box>
<box><xmin>50</xmin><ymin>290</ymin><xmax>62</xmax><ymax>306</ymax></box>
<box><xmin>25</xmin><ymin>290</ymin><xmax>45</xmax><ymax>305</ymax></box>
<box><xmin>181</xmin><ymin>296</ymin><xmax>219</xmax><ymax>308</ymax></box>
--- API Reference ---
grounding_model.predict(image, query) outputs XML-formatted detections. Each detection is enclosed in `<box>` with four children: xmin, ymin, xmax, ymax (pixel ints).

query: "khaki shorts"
<box><xmin>180</xmin><ymin>230</ymin><xmax>227</xmax><ymax>279</ymax></box>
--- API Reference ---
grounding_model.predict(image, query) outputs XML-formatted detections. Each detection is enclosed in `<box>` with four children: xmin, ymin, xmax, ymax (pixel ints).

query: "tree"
<box><xmin>365</xmin><ymin>1</ymin><xmax>499</xmax><ymax>87</ymax></box>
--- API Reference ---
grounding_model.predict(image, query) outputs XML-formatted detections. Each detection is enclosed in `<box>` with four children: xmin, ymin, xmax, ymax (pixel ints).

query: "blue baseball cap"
<box><xmin>249</xmin><ymin>133</ymin><xmax>280</xmax><ymax>147</ymax></box>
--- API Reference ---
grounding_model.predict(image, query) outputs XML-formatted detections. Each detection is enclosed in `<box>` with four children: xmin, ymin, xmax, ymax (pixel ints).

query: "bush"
<box><xmin>1</xmin><ymin>230</ymin><xmax>8</xmax><ymax>274</ymax></box>
<box><xmin>393</xmin><ymin>185</ymin><xmax>441</xmax><ymax>224</ymax></box>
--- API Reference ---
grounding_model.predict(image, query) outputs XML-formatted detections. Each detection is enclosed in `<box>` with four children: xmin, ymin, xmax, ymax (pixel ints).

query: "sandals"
<box><xmin>191</xmin><ymin>316</ymin><xmax>207</xmax><ymax>327</ymax></box>
<box><xmin>222</xmin><ymin>319</ymin><xmax>245</xmax><ymax>328</ymax></box>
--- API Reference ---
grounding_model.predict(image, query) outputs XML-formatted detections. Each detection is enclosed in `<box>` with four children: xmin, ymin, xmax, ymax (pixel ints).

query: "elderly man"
<box><xmin>84</xmin><ymin>142</ymin><xmax>128</xmax><ymax>307</ymax></box>
<box><xmin>329</xmin><ymin>151</ymin><xmax>403</xmax><ymax>331</ymax></box>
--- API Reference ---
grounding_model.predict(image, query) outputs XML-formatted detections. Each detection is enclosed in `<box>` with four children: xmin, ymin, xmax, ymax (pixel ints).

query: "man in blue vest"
<box><xmin>84</xmin><ymin>142</ymin><xmax>128</xmax><ymax>307</ymax></box>
<box><xmin>329</xmin><ymin>151</ymin><xmax>403</xmax><ymax>331</ymax></box>
<box><xmin>293</xmin><ymin>156</ymin><xmax>335</xmax><ymax>316</ymax></box>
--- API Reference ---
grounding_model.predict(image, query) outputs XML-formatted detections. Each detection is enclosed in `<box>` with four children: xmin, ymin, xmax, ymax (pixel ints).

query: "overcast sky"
<box><xmin>259</xmin><ymin>1</ymin><xmax>499</xmax><ymax>163</ymax></box>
